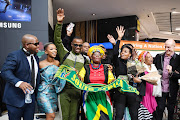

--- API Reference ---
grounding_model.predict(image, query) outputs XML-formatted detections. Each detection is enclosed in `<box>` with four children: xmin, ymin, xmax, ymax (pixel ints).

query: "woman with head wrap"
<box><xmin>138</xmin><ymin>51</ymin><xmax>159</xmax><ymax>120</ymax></box>
<box><xmin>78</xmin><ymin>46</ymin><xmax>115</xmax><ymax>120</ymax></box>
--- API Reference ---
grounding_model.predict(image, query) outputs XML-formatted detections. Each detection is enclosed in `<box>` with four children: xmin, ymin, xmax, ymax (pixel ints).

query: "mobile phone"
<box><xmin>67</xmin><ymin>22</ymin><xmax>75</xmax><ymax>32</ymax></box>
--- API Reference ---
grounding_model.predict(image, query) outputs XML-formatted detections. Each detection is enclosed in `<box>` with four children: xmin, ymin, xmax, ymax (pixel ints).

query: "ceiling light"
<box><xmin>175</xmin><ymin>27</ymin><xmax>180</xmax><ymax>31</ymax></box>
<box><xmin>160</xmin><ymin>31</ymin><xmax>172</xmax><ymax>35</ymax></box>
<box><xmin>92</xmin><ymin>13</ymin><xmax>96</xmax><ymax>16</ymax></box>
<box><xmin>172</xmin><ymin>11</ymin><xmax>180</xmax><ymax>14</ymax></box>
<box><xmin>171</xmin><ymin>8</ymin><xmax>180</xmax><ymax>14</ymax></box>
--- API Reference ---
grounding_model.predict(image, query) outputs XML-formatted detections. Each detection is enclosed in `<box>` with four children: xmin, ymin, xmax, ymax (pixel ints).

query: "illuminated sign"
<box><xmin>0</xmin><ymin>22</ymin><xmax>21</xmax><ymax>28</ymax></box>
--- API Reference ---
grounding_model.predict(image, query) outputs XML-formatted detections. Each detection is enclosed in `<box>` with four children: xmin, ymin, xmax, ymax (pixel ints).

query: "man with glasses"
<box><xmin>54</xmin><ymin>8</ymin><xmax>87</xmax><ymax>120</ymax></box>
<box><xmin>1</xmin><ymin>34</ymin><xmax>40</xmax><ymax>120</ymax></box>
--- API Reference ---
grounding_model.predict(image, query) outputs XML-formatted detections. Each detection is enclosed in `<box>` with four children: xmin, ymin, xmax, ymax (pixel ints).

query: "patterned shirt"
<box><xmin>162</xmin><ymin>54</ymin><xmax>172</xmax><ymax>92</ymax></box>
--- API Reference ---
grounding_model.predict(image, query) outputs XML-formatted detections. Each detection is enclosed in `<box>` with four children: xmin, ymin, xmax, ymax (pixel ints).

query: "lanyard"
<box><xmin>74</xmin><ymin>55</ymin><xmax>77</xmax><ymax>68</ymax></box>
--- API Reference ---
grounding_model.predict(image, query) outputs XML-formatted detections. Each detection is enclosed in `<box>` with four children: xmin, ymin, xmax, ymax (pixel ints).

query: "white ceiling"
<box><xmin>53</xmin><ymin>0</ymin><xmax>180</xmax><ymax>40</ymax></box>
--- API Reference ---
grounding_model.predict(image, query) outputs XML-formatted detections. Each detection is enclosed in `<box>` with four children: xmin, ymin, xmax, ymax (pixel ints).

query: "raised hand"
<box><xmin>116</xmin><ymin>26</ymin><xmax>125</xmax><ymax>40</ymax></box>
<box><xmin>57</xmin><ymin>8</ymin><xmax>65</xmax><ymax>24</ymax></box>
<box><xmin>107</xmin><ymin>34</ymin><xmax>116</xmax><ymax>45</ymax></box>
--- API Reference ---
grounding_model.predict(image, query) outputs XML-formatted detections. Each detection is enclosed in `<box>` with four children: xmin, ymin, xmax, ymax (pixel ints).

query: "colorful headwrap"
<box><xmin>138</xmin><ymin>51</ymin><xmax>149</xmax><ymax>62</ymax></box>
<box><xmin>87</xmin><ymin>46</ymin><xmax>105</xmax><ymax>58</ymax></box>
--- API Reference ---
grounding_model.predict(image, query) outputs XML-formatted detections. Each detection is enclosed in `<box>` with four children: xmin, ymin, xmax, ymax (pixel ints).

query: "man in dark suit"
<box><xmin>1</xmin><ymin>34</ymin><xmax>40</xmax><ymax>120</ymax></box>
<box><xmin>154</xmin><ymin>39</ymin><xmax>180</xmax><ymax>120</ymax></box>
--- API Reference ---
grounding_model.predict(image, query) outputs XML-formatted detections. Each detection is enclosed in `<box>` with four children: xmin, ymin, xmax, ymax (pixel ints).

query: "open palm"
<box><xmin>57</xmin><ymin>8</ymin><xmax>65</xmax><ymax>23</ymax></box>
<box><xmin>116</xmin><ymin>26</ymin><xmax>125</xmax><ymax>40</ymax></box>
<box><xmin>107</xmin><ymin>34</ymin><xmax>116</xmax><ymax>45</ymax></box>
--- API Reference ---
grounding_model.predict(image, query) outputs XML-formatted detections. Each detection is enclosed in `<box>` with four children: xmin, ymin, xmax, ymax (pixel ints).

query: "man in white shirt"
<box><xmin>1</xmin><ymin>34</ymin><xmax>40</xmax><ymax>120</ymax></box>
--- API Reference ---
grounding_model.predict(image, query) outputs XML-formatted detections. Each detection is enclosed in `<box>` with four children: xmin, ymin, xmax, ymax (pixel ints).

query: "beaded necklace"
<box><xmin>91</xmin><ymin>63</ymin><xmax>101</xmax><ymax>70</ymax></box>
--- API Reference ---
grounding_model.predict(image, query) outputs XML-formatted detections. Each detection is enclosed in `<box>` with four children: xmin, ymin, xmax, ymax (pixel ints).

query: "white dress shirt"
<box><xmin>15</xmin><ymin>48</ymin><xmax>38</xmax><ymax>89</ymax></box>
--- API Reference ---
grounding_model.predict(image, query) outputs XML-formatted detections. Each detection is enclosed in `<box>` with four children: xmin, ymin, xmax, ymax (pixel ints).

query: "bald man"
<box><xmin>1</xmin><ymin>34</ymin><xmax>40</xmax><ymax>120</ymax></box>
<box><xmin>154</xmin><ymin>39</ymin><xmax>180</xmax><ymax>120</ymax></box>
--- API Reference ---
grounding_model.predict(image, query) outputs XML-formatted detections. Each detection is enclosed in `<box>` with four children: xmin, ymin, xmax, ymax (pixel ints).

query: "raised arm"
<box><xmin>107</xmin><ymin>34</ymin><xmax>116</xmax><ymax>45</ymax></box>
<box><xmin>62</xmin><ymin>24</ymin><xmax>74</xmax><ymax>51</ymax></box>
<box><xmin>54</xmin><ymin>8</ymin><xmax>69</xmax><ymax>63</ymax></box>
<box><xmin>113</xmin><ymin>25</ymin><xmax>125</xmax><ymax>56</ymax></box>
<box><xmin>116</xmin><ymin>25</ymin><xmax>125</xmax><ymax>40</ymax></box>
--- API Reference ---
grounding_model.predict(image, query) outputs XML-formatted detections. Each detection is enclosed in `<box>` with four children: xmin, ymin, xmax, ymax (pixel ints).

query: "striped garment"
<box><xmin>138</xmin><ymin>103</ymin><xmax>153</xmax><ymax>120</ymax></box>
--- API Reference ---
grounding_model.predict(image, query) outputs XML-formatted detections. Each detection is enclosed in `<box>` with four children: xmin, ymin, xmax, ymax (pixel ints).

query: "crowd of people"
<box><xmin>1</xmin><ymin>8</ymin><xmax>180</xmax><ymax>120</ymax></box>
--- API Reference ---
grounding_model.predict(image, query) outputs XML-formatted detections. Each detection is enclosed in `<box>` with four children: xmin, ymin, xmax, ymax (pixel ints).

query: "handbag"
<box><xmin>152</xmin><ymin>78</ymin><xmax>162</xmax><ymax>97</ymax></box>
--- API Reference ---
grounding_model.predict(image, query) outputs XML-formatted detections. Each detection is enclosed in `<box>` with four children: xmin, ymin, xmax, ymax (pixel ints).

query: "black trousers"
<box><xmin>156</xmin><ymin>92</ymin><xmax>177</xmax><ymax>120</ymax></box>
<box><xmin>114</xmin><ymin>91</ymin><xmax>139</xmax><ymax>120</ymax></box>
<box><xmin>6</xmin><ymin>102</ymin><xmax>35</xmax><ymax>120</ymax></box>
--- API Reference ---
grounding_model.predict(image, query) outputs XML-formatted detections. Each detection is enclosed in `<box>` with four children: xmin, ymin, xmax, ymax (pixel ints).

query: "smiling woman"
<box><xmin>36</xmin><ymin>42</ymin><xmax>60</xmax><ymax>120</ymax></box>
<box><xmin>78</xmin><ymin>45</ymin><xmax>115</xmax><ymax>120</ymax></box>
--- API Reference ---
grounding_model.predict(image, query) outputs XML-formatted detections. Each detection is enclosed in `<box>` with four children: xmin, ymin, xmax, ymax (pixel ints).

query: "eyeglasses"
<box><xmin>27</xmin><ymin>42</ymin><xmax>39</xmax><ymax>46</ymax></box>
<box><xmin>73</xmin><ymin>44</ymin><xmax>83</xmax><ymax>47</ymax></box>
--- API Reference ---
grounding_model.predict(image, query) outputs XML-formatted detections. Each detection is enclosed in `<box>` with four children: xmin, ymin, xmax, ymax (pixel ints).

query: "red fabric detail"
<box><xmin>89</xmin><ymin>64</ymin><xmax>105</xmax><ymax>84</ymax></box>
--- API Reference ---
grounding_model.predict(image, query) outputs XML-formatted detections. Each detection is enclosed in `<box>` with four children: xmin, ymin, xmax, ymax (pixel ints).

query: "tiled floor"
<box><xmin>0</xmin><ymin>112</ymin><xmax>61</xmax><ymax>120</ymax></box>
<box><xmin>0</xmin><ymin>111</ymin><xmax>168</xmax><ymax>120</ymax></box>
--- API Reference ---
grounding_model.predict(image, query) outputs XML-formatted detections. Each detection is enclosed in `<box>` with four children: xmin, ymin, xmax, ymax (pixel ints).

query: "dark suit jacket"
<box><xmin>1</xmin><ymin>49</ymin><xmax>40</xmax><ymax>108</ymax></box>
<box><xmin>154</xmin><ymin>52</ymin><xmax>180</xmax><ymax>99</ymax></box>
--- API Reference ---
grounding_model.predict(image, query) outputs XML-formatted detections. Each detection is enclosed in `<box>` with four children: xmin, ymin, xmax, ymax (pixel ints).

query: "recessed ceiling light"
<box><xmin>175</xmin><ymin>27</ymin><xmax>180</xmax><ymax>31</ymax></box>
<box><xmin>172</xmin><ymin>11</ymin><xmax>180</xmax><ymax>14</ymax></box>
<box><xmin>160</xmin><ymin>31</ymin><xmax>172</xmax><ymax>34</ymax></box>
<box><xmin>171</xmin><ymin>8</ymin><xmax>180</xmax><ymax>14</ymax></box>
<box><xmin>92</xmin><ymin>13</ymin><xmax>96</xmax><ymax>16</ymax></box>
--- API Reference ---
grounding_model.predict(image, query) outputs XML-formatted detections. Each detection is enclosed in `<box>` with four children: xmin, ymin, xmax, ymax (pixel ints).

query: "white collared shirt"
<box><xmin>15</xmin><ymin>48</ymin><xmax>38</xmax><ymax>89</ymax></box>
